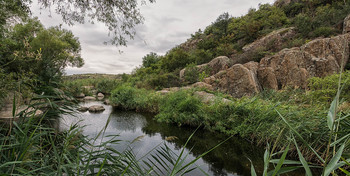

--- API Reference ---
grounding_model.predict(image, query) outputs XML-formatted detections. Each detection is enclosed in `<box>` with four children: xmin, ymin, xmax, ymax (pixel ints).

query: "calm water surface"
<box><xmin>59</xmin><ymin>100</ymin><xmax>265</xmax><ymax>176</ymax></box>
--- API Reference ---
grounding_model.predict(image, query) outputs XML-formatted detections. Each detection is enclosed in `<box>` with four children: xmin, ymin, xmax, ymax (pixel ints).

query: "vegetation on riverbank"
<box><xmin>2</xmin><ymin>0</ymin><xmax>350</xmax><ymax>175</ymax></box>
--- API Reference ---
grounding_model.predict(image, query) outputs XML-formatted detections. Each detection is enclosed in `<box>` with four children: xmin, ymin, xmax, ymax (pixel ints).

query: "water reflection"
<box><xmin>60</xmin><ymin>101</ymin><xmax>265</xmax><ymax>176</ymax></box>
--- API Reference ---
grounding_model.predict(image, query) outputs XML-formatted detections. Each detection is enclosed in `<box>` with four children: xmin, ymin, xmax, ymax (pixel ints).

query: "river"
<box><xmin>59</xmin><ymin>100</ymin><xmax>265</xmax><ymax>176</ymax></box>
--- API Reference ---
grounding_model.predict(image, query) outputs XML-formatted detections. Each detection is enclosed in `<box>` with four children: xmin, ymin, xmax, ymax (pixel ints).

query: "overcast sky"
<box><xmin>30</xmin><ymin>0</ymin><xmax>275</xmax><ymax>75</ymax></box>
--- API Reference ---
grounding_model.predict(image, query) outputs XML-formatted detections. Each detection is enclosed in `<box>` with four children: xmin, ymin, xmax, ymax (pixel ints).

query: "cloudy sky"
<box><xmin>31</xmin><ymin>0</ymin><xmax>275</xmax><ymax>75</ymax></box>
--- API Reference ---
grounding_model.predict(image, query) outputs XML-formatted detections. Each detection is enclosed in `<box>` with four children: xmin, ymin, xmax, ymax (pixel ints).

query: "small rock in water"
<box><xmin>77</xmin><ymin>106</ymin><xmax>88</xmax><ymax>112</ymax></box>
<box><xmin>97</xmin><ymin>93</ymin><xmax>104</xmax><ymax>97</ymax></box>
<box><xmin>84</xmin><ymin>96</ymin><xmax>96</xmax><ymax>101</ymax></box>
<box><xmin>88</xmin><ymin>105</ymin><xmax>105</xmax><ymax>113</ymax></box>
<box><xmin>103</xmin><ymin>99</ymin><xmax>110</xmax><ymax>105</ymax></box>
<box><xmin>75</xmin><ymin>93</ymin><xmax>85</xmax><ymax>98</ymax></box>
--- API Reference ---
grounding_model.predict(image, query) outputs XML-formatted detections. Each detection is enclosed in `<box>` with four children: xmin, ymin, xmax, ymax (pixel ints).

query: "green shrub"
<box><xmin>110</xmin><ymin>85</ymin><xmax>160</xmax><ymax>112</ymax></box>
<box><xmin>156</xmin><ymin>90</ymin><xmax>204</xmax><ymax>126</ymax></box>
<box><xmin>311</xmin><ymin>26</ymin><xmax>337</xmax><ymax>38</ymax></box>
<box><xmin>309</xmin><ymin>71</ymin><xmax>350</xmax><ymax>103</ymax></box>
<box><xmin>183</xmin><ymin>63</ymin><xmax>199</xmax><ymax>84</ymax></box>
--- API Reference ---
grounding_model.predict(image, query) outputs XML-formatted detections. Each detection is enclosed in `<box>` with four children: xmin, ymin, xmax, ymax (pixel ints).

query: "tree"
<box><xmin>205</xmin><ymin>12</ymin><xmax>231</xmax><ymax>38</ymax></box>
<box><xmin>36</xmin><ymin>0</ymin><xmax>155</xmax><ymax>46</ymax></box>
<box><xmin>161</xmin><ymin>47</ymin><xmax>191</xmax><ymax>72</ymax></box>
<box><xmin>1</xmin><ymin>0</ymin><xmax>155</xmax><ymax>46</ymax></box>
<box><xmin>1</xmin><ymin>18</ymin><xmax>83</xmax><ymax>84</ymax></box>
<box><xmin>142</xmin><ymin>52</ymin><xmax>160</xmax><ymax>68</ymax></box>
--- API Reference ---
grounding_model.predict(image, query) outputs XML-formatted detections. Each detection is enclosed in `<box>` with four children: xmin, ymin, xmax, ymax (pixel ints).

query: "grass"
<box><xmin>0</xmin><ymin>90</ymin><xmax>221</xmax><ymax>175</ymax></box>
<box><xmin>109</xmin><ymin>85</ymin><xmax>331</xmax><ymax>149</ymax></box>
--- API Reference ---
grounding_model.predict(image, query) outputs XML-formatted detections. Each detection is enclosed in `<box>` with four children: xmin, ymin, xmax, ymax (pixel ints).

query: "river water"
<box><xmin>59</xmin><ymin>100</ymin><xmax>265</xmax><ymax>176</ymax></box>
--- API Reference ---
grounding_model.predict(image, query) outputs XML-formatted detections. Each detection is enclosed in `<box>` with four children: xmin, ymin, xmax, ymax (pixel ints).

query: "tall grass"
<box><xmin>1</xmin><ymin>91</ymin><xmax>220</xmax><ymax>175</ymax></box>
<box><xmin>249</xmin><ymin>36</ymin><xmax>350</xmax><ymax>175</ymax></box>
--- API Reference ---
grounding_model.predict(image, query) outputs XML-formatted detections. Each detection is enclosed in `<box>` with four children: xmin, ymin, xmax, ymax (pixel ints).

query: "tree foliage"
<box><xmin>142</xmin><ymin>52</ymin><xmax>160</xmax><ymax>68</ymax></box>
<box><xmin>0</xmin><ymin>18</ymin><xmax>83</xmax><ymax>98</ymax></box>
<box><xmin>36</xmin><ymin>0</ymin><xmax>155</xmax><ymax>46</ymax></box>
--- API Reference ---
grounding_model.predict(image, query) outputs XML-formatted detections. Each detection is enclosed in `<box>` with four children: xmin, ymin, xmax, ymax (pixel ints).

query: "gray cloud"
<box><xmin>31</xmin><ymin>0</ymin><xmax>275</xmax><ymax>75</ymax></box>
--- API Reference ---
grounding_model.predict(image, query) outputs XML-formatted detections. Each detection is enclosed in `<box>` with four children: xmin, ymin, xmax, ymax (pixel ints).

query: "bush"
<box><xmin>156</xmin><ymin>90</ymin><xmax>204</xmax><ymax>126</ymax></box>
<box><xmin>110</xmin><ymin>85</ymin><xmax>160</xmax><ymax>112</ymax></box>
<box><xmin>309</xmin><ymin>71</ymin><xmax>350</xmax><ymax>103</ymax></box>
<box><xmin>183</xmin><ymin>63</ymin><xmax>199</xmax><ymax>84</ymax></box>
<box><xmin>311</xmin><ymin>26</ymin><xmax>337</xmax><ymax>38</ymax></box>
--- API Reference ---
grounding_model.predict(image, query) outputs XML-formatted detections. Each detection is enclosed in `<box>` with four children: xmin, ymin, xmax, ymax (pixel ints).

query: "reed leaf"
<box><xmin>271</xmin><ymin>144</ymin><xmax>290</xmax><ymax>176</ymax></box>
<box><xmin>324</xmin><ymin>142</ymin><xmax>346</xmax><ymax>176</ymax></box>
<box><xmin>293</xmin><ymin>138</ymin><xmax>312</xmax><ymax>176</ymax></box>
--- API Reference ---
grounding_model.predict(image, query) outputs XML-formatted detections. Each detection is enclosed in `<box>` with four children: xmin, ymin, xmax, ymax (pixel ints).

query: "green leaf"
<box><xmin>327</xmin><ymin>97</ymin><xmax>337</xmax><ymax>130</ymax></box>
<box><xmin>263</xmin><ymin>145</ymin><xmax>270</xmax><ymax>176</ymax></box>
<box><xmin>12</xmin><ymin>93</ymin><xmax>16</xmax><ymax>118</ymax></box>
<box><xmin>330</xmin><ymin>133</ymin><xmax>350</xmax><ymax>147</ymax></box>
<box><xmin>270</xmin><ymin>159</ymin><xmax>301</xmax><ymax>165</ymax></box>
<box><xmin>247</xmin><ymin>158</ymin><xmax>257</xmax><ymax>176</ymax></box>
<box><xmin>277</xmin><ymin>110</ymin><xmax>325</xmax><ymax>163</ymax></box>
<box><xmin>272</xmin><ymin>144</ymin><xmax>289</xmax><ymax>176</ymax></box>
<box><xmin>339</xmin><ymin>167</ymin><xmax>350</xmax><ymax>175</ymax></box>
<box><xmin>267</xmin><ymin>166</ymin><xmax>303</xmax><ymax>176</ymax></box>
<box><xmin>324</xmin><ymin>142</ymin><xmax>345</xmax><ymax>176</ymax></box>
<box><xmin>293</xmin><ymin>138</ymin><xmax>312</xmax><ymax>176</ymax></box>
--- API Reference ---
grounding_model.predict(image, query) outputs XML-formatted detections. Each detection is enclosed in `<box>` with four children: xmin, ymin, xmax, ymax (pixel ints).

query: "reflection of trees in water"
<box><xmin>109</xmin><ymin>110</ymin><xmax>147</xmax><ymax>132</ymax></box>
<box><xmin>142</xmin><ymin>116</ymin><xmax>265</xmax><ymax>176</ymax></box>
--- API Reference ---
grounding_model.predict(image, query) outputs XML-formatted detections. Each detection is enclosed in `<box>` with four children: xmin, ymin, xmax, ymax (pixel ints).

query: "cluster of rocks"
<box><xmin>77</xmin><ymin>105</ymin><xmax>105</xmax><ymax>113</ymax></box>
<box><xmin>175</xmin><ymin>15</ymin><xmax>350</xmax><ymax>98</ymax></box>
<box><xmin>75</xmin><ymin>91</ymin><xmax>105</xmax><ymax>101</ymax></box>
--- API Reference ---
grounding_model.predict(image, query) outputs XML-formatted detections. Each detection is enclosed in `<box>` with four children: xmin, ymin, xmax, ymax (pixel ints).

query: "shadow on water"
<box><xmin>60</xmin><ymin>101</ymin><xmax>266</xmax><ymax>176</ymax></box>
<box><xmin>138</xmin><ymin>112</ymin><xmax>265</xmax><ymax>176</ymax></box>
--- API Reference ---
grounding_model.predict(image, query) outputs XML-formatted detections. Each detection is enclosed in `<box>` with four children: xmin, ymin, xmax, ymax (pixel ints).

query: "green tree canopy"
<box><xmin>142</xmin><ymin>52</ymin><xmax>160</xmax><ymax>68</ymax></box>
<box><xmin>1</xmin><ymin>18</ymin><xmax>83</xmax><ymax>84</ymax></box>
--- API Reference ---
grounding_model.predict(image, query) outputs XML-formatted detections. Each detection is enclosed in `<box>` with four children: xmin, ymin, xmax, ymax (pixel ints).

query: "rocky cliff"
<box><xmin>180</xmin><ymin>14</ymin><xmax>350</xmax><ymax>98</ymax></box>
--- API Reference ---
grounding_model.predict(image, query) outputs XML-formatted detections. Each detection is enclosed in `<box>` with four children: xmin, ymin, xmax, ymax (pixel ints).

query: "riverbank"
<box><xmin>60</xmin><ymin>100</ymin><xmax>267</xmax><ymax>175</ymax></box>
<box><xmin>108</xmin><ymin>82</ymin><xmax>349</xmax><ymax>162</ymax></box>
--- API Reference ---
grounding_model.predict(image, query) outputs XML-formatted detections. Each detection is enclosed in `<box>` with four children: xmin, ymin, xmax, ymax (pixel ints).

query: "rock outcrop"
<box><xmin>203</xmin><ymin>63</ymin><xmax>261</xmax><ymax>98</ymax></box>
<box><xmin>201</xmin><ymin>28</ymin><xmax>349</xmax><ymax>97</ymax></box>
<box><xmin>175</xmin><ymin>15</ymin><xmax>350</xmax><ymax>98</ymax></box>
<box><xmin>180</xmin><ymin>56</ymin><xmax>232</xmax><ymax>79</ymax></box>
<box><xmin>234</xmin><ymin>27</ymin><xmax>296</xmax><ymax>65</ymax></box>
<box><xmin>242</xmin><ymin>27</ymin><xmax>296</xmax><ymax>53</ymax></box>
<box><xmin>258</xmin><ymin>34</ymin><xmax>350</xmax><ymax>90</ymax></box>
